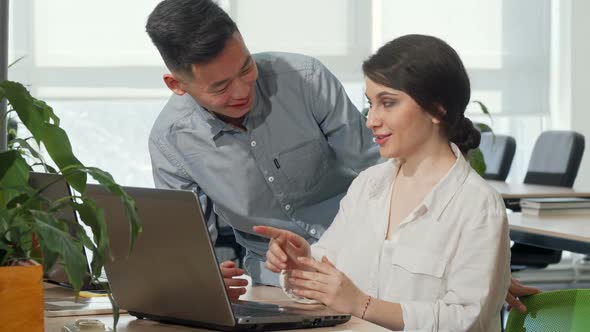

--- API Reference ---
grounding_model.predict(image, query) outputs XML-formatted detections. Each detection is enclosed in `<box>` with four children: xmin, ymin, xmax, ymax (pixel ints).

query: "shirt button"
<box><xmin>310</xmin><ymin>228</ymin><xmax>317</xmax><ymax>235</ymax></box>
<box><xmin>285</xmin><ymin>204</ymin><xmax>291</xmax><ymax>211</ymax></box>
<box><xmin>268</xmin><ymin>176</ymin><xmax>274</xmax><ymax>183</ymax></box>
<box><xmin>250</xmin><ymin>141</ymin><xmax>257</xmax><ymax>147</ymax></box>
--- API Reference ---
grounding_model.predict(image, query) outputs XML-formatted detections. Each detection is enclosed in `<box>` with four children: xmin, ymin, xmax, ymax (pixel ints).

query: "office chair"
<box><xmin>523</xmin><ymin>131</ymin><xmax>585</xmax><ymax>187</ymax></box>
<box><xmin>505</xmin><ymin>289</ymin><xmax>590</xmax><ymax>332</ymax></box>
<box><xmin>511</xmin><ymin>130</ymin><xmax>585</xmax><ymax>269</ymax></box>
<box><xmin>479</xmin><ymin>132</ymin><xmax>517</xmax><ymax>181</ymax></box>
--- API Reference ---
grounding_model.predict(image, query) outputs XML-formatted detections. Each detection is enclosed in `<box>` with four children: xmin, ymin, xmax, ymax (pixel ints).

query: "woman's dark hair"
<box><xmin>362</xmin><ymin>34</ymin><xmax>480</xmax><ymax>153</ymax></box>
<box><xmin>146</xmin><ymin>0</ymin><xmax>238</xmax><ymax>77</ymax></box>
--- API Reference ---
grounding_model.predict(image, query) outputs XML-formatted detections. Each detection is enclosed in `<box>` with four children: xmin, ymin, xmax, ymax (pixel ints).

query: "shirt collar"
<box><xmin>188</xmin><ymin>96</ymin><xmax>228</xmax><ymax>139</ymax></box>
<box><xmin>372</xmin><ymin>143</ymin><xmax>471</xmax><ymax>223</ymax></box>
<box><xmin>189</xmin><ymin>81</ymin><xmax>263</xmax><ymax>140</ymax></box>
<box><xmin>421</xmin><ymin>143</ymin><xmax>472</xmax><ymax>222</ymax></box>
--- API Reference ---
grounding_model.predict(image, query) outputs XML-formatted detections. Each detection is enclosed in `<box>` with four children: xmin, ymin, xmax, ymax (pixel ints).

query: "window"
<box><xmin>8</xmin><ymin>0</ymin><xmax>556</xmax><ymax>185</ymax></box>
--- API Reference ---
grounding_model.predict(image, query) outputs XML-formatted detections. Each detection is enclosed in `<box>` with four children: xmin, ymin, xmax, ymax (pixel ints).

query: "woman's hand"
<box><xmin>253</xmin><ymin>225</ymin><xmax>311</xmax><ymax>272</ymax></box>
<box><xmin>289</xmin><ymin>256</ymin><xmax>367</xmax><ymax>316</ymax></box>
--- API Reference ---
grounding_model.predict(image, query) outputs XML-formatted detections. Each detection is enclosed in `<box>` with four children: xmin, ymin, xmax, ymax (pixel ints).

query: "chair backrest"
<box><xmin>505</xmin><ymin>289</ymin><xmax>590</xmax><ymax>332</ymax></box>
<box><xmin>524</xmin><ymin>130</ymin><xmax>585</xmax><ymax>187</ymax></box>
<box><xmin>479</xmin><ymin>132</ymin><xmax>516</xmax><ymax>181</ymax></box>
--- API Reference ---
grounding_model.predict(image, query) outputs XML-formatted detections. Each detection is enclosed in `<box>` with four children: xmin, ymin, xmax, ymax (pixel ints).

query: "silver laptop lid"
<box><xmin>85</xmin><ymin>185</ymin><xmax>235</xmax><ymax>327</ymax></box>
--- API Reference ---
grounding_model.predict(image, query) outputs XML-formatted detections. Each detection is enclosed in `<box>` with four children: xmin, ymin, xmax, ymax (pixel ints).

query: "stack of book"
<box><xmin>520</xmin><ymin>197</ymin><xmax>590</xmax><ymax>216</ymax></box>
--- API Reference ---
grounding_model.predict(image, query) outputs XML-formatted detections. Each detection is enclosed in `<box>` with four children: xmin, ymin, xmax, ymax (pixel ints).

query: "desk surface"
<box><xmin>508</xmin><ymin>212</ymin><xmax>590</xmax><ymax>254</ymax></box>
<box><xmin>44</xmin><ymin>284</ymin><xmax>392</xmax><ymax>332</ymax></box>
<box><xmin>488</xmin><ymin>180</ymin><xmax>590</xmax><ymax>199</ymax></box>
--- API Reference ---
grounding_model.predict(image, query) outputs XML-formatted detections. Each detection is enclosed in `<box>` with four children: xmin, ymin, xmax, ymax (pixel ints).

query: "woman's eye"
<box><xmin>383</xmin><ymin>100</ymin><xmax>397</xmax><ymax>108</ymax></box>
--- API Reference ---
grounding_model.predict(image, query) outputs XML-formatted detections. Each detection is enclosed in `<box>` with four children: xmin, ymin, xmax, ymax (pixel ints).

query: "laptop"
<box><xmin>28</xmin><ymin>172</ymin><xmax>116</xmax><ymax>316</ymax></box>
<box><xmin>85</xmin><ymin>185</ymin><xmax>351</xmax><ymax>331</ymax></box>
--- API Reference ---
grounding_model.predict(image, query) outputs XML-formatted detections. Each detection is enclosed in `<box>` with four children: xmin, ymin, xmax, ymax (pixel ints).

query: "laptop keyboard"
<box><xmin>232</xmin><ymin>302</ymin><xmax>293</xmax><ymax>317</ymax></box>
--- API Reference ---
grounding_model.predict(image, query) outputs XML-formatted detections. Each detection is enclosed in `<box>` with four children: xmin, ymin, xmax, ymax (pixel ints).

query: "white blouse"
<box><xmin>309</xmin><ymin>144</ymin><xmax>511</xmax><ymax>332</ymax></box>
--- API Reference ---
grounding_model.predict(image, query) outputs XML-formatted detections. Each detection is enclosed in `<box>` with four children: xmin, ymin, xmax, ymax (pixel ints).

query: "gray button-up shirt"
<box><xmin>149</xmin><ymin>52</ymin><xmax>380</xmax><ymax>285</ymax></box>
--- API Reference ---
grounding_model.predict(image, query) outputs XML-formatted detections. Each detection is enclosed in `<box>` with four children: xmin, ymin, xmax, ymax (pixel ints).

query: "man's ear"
<box><xmin>163</xmin><ymin>73</ymin><xmax>187</xmax><ymax>96</ymax></box>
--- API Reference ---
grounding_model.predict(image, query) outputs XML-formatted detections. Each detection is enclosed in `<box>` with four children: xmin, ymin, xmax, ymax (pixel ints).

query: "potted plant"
<box><xmin>0</xmin><ymin>80</ymin><xmax>141</xmax><ymax>331</ymax></box>
<box><xmin>468</xmin><ymin>100</ymin><xmax>494</xmax><ymax>176</ymax></box>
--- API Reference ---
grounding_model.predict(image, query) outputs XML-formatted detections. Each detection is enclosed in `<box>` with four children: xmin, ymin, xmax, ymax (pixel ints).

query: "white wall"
<box><xmin>567</xmin><ymin>0</ymin><xmax>590</xmax><ymax>188</ymax></box>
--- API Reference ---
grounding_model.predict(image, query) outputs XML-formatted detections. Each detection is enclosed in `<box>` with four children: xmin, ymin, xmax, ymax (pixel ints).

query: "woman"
<box><xmin>254</xmin><ymin>34</ymin><xmax>511</xmax><ymax>331</ymax></box>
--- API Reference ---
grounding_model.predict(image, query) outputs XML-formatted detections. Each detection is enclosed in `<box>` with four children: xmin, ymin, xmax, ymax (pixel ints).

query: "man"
<box><xmin>145</xmin><ymin>0</ymin><xmax>378</xmax><ymax>294</ymax></box>
<box><xmin>145</xmin><ymin>0</ymin><xmax>537</xmax><ymax>311</ymax></box>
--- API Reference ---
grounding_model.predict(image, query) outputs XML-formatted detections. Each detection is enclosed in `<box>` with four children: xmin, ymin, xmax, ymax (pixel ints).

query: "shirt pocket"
<box><xmin>389</xmin><ymin>244</ymin><xmax>447</xmax><ymax>301</ymax></box>
<box><xmin>276</xmin><ymin>137</ymin><xmax>328</xmax><ymax>193</ymax></box>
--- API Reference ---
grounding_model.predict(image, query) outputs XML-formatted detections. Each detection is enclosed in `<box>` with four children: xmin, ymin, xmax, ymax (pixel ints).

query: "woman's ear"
<box><xmin>431</xmin><ymin>104</ymin><xmax>447</xmax><ymax>124</ymax></box>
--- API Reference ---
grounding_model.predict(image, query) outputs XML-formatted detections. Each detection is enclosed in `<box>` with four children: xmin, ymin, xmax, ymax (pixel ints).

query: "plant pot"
<box><xmin>0</xmin><ymin>265</ymin><xmax>44</xmax><ymax>331</ymax></box>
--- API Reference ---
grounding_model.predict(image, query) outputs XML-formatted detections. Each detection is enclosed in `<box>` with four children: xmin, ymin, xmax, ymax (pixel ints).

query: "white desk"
<box><xmin>488</xmin><ymin>180</ymin><xmax>590</xmax><ymax>211</ymax></box>
<box><xmin>487</xmin><ymin>180</ymin><xmax>589</xmax><ymax>200</ymax></box>
<box><xmin>45</xmin><ymin>284</ymin><xmax>393</xmax><ymax>332</ymax></box>
<box><xmin>508</xmin><ymin>212</ymin><xmax>590</xmax><ymax>254</ymax></box>
<box><xmin>486</xmin><ymin>181</ymin><xmax>590</xmax><ymax>253</ymax></box>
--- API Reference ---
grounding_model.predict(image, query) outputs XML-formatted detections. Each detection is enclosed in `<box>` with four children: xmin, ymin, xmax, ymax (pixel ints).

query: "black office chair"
<box><xmin>523</xmin><ymin>131</ymin><xmax>585</xmax><ymax>187</ymax></box>
<box><xmin>511</xmin><ymin>130</ymin><xmax>585</xmax><ymax>269</ymax></box>
<box><xmin>479</xmin><ymin>132</ymin><xmax>516</xmax><ymax>181</ymax></box>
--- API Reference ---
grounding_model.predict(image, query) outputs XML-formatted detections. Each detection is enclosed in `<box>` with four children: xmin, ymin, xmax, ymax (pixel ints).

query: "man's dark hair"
<box><xmin>146</xmin><ymin>0</ymin><xmax>238</xmax><ymax>77</ymax></box>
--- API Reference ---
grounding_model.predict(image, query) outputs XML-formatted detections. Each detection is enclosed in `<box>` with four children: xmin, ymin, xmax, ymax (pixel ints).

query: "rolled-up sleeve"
<box><xmin>149</xmin><ymin>136</ymin><xmax>218</xmax><ymax>242</ymax></box>
<box><xmin>401</xmin><ymin>207</ymin><xmax>511</xmax><ymax>331</ymax></box>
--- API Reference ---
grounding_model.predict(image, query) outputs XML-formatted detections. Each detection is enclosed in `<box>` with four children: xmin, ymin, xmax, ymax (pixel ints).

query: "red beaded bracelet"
<box><xmin>361</xmin><ymin>296</ymin><xmax>372</xmax><ymax>319</ymax></box>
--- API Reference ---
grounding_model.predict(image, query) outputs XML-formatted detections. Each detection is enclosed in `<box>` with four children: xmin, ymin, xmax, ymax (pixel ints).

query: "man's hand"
<box><xmin>506</xmin><ymin>278</ymin><xmax>540</xmax><ymax>313</ymax></box>
<box><xmin>220</xmin><ymin>260</ymin><xmax>249</xmax><ymax>299</ymax></box>
<box><xmin>253</xmin><ymin>225</ymin><xmax>311</xmax><ymax>273</ymax></box>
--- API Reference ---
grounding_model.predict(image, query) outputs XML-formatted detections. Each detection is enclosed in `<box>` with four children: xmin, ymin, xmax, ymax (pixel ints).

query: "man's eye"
<box><xmin>214</xmin><ymin>86</ymin><xmax>229</xmax><ymax>94</ymax></box>
<box><xmin>241</xmin><ymin>65</ymin><xmax>253</xmax><ymax>75</ymax></box>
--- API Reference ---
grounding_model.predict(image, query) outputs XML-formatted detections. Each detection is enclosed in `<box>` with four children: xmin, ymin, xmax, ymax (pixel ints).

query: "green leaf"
<box><xmin>31</xmin><ymin>210</ymin><xmax>87</xmax><ymax>293</ymax></box>
<box><xmin>0</xmin><ymin>151</ymin><xmax>31</xmax><ymax>207</ymax></box>
<box><xmin>3</xmin><ymin>214</ymin><xmax>35</xmax><ymax>263</ymax></box>
<box><xmin>9</xmin><ymin>138</ymin><xmax>42</xmax><ymax>159</ymax></box>
<box><xmin>0</xmin><ymin>207</ymin><xmax>9</xmax><ymax>233</ymax></box>
<box><xmin>1</xmin><ymin>81</ymin><xmax>84</xmax><ymax>189</ymax></box>
<box><xmin>73</xmin><ymin>199</ymin><xmax>110</xmax><ymax>277</ymax></box>
<box><xmin>33</xmin><ymin>98</ymin><xmax>60</xmax><ymax>126</ymax></box>
<box><xmin>108</xmin><ymin>291</ymin><xmax>121</xmax><ymax>330</ymax></box>
<box><xmin>6</xmin><ymin>193</ymin><xmax>32</xmax><ymax>210</ymax></box>
<box><xmin>475</xmin><ymin>123</ymin><xmax>493</xmax><ymax>133</ymax></box>
<box><xmin>469</xmin><ymin>148</ymin><xmax>487</xmax><ymax>176</ymax></box>
<box><xmin>29</xmin><ymin>163</ymin><xmax>58</xmax><ymax>174</ymax></box>
<box><xmin>472</xmin><ymin>100</ymin><xmax>493</xmax><ymax>124</ymax></box>
<box><xmin>40</xmin><ymin>124</ymin><xmax>86</xmax><ymax>192</ymax></box>
<box><xmin>38</xmin><ymin>237</ymin><xmax>60</xmax><ymax>275</ymax></box>
<box><xmin>0</xmin><ymin>81</ymin><xmax>44</xmax><ymax>145</ymax></box>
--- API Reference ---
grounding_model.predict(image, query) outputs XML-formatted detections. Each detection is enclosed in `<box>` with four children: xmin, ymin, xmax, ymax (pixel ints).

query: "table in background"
<box><xmin>488</xmin><ymin>180</ymin><xmax>590</xmax><ymax>210</ymax></box>
<box><xmin>508</xmin><ymin>212</ymin><xmax>590</xmax><ymax>254</ymax></box>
